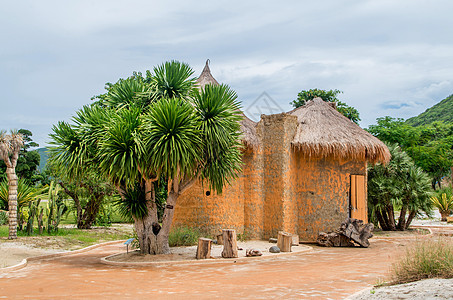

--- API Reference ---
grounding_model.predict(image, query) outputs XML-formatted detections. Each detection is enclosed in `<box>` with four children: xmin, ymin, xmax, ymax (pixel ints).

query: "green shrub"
<box><xmin>168</xmin><ymin>226</ymin><xmax>202</xmax><ymax>247</ymax></box>
<box><xmin>0</xmin><ymin>210</ymin><xmax>7</xmax><ymax>225</ymax></box>
<box><xmin>392</xmin><ymin>238</ymin><xmax>453</xmax><ymax>284</ymax></box>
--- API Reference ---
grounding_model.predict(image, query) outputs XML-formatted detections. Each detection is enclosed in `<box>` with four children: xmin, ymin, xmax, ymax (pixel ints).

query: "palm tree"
<box><xmin>0</xmin><ymin>130</ymin><xmax>24</xmax><ymax>239</ymax></box>
<box><xmin>368</xmin><ymin>143</ymin><xmax>433</xmax><ymax>231</ymax></box>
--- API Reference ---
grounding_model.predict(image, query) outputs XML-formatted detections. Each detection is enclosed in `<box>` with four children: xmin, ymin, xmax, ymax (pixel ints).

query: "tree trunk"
<box><xmin>79</xmin><ymin>194</ymin><xmax>103</xmax><ymax>229</ymax></box>
<box><xmin>155</xmin><ymin>191</ymin><xmax>178</xmax><ymax>255</ymax></box>
<box><xmin>376</xmin><ymin>210</ymin><xmax>389</xmax><ymax>230</ymax></box>
<box><xmin>277</xmin><ymin>231</ymin><xmax>292</xmax><ymax>252</ymax></box>
<box><xmin>405</xmin><ymin>210</ymin><xmax>416</xmax><ymax>229</ymax></box>
<box><xmin>196</xmin><ymin>238</ymin><xmax>212</xmax><ymax>259</ymax></box>
<box><xmin>6</xmin><ymin>167</ymin><xmax>18</xmax><ymax>239</ymax></box>
<box><xmin>397</xmin><ymin>204</ymin><xmax>407</xmax><ymax>230</ymax></box>
<box><xmin>221</xmin><ymin>229</ymin><xmax>238</xmax><ymax>258</ymax></box>
<box><xmin>386</xmin><ymin>204</ymin><xmax>397</xmax><ymax>231</ymax></box>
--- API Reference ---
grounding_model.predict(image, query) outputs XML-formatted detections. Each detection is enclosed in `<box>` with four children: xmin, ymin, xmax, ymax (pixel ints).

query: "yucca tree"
<box><xmin>0</xmin><ymin>130</ymin><xmax>24</xmax><ymax>239</ymax></box>
<box><xmin>49</xmin><ymin>61</ymin><xmax>243</xmax><ymax>254</ymax></box>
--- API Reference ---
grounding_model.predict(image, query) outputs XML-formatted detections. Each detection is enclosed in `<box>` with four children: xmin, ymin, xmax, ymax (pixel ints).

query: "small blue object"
<box><xmin>124</xmin><ymin>238</ymin><xmax>135</xmax><ymax>245</ymax></box>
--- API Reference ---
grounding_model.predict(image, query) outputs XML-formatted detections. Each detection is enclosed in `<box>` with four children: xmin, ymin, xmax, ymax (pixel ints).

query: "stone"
<box><xmin>269</xmin><ymin>246</ymin><xmax>280</xmax><ymax>253</ymax></box>
<box><xmin>269</xmin><ymin>238</ymin><xmax>277</xmax><ymax>243</ymax></box>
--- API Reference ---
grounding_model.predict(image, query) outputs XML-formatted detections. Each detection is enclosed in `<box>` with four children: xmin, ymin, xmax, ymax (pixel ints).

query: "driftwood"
<box><xmin>221</xmin><ymin>229</ymin><xmax>238</xmax><ymax>258</ymax></box>
<box><xmin>277</xmin><ymin>231</ymin><xmax>292</xmax><ymax>252</ymax></box>
<box><xmin>196</xmin><ymin>238</ymin><xmax>212</xmax><ymax>259</ymax></box>
<box><xmin>246</xmin><ymin>249</ymin><xmax>263</xmax><ymax>257</ymax></box>
<box><xmin>317</xmin><ymin>218</ymin><xmax>374</xmax><ymax>248</ymax></box>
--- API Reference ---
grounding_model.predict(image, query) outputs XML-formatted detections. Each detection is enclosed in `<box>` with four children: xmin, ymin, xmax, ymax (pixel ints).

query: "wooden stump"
<box><xmin>291</xmin><ymin>235</ymin><xmax>299</xmax><ymax>246</ymax></box>
<box><xmin>216</xmin><ymin>234</ymin><xmax>224</xmax><ymax>245</ymax></box>
<box><xmin>221</xmin><ymin>229</ymin><xmax>238</xmax><ymax>258</ymax></box>
<box><xmin>196</xmin><ymin>238</ymin><xmax>212</xmax><ymax>259</ymax></box>
<box><xmin>277</xmin><ymin>231</ymin><xmax>292</xmax><ymax>252</ymax></box>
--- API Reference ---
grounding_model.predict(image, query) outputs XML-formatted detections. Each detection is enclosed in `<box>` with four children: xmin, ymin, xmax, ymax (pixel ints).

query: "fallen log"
<box><xmin>317</xmin><ymin>218</ymin><xmax>374</xmax><ymax>248</ymax></box>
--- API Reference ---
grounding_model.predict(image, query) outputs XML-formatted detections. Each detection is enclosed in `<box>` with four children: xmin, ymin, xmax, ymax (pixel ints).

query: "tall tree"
<box><xmin>291</xmin><ymin>88</ymin><xmax>361</xmax><ymax>124</ymax></box>
<box><xmin>0</xmin><ymin>130</ymin><xmax>24</xmax><ymax>239</ymax></box>
<box><xmin>49</xmin><ymin>61</ymin><xmax>243</xmax><ymax>254</ymax></box>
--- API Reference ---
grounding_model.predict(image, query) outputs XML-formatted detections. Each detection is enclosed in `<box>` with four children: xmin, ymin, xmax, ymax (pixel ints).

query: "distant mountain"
<box><xmin>406</xmin><ymin>94</ymin><xmax>453</xmax><ymax>126</ymax></box>
<box><xmin>36</xmin><ymin>147</ymin><xmax>48</xmax><ymax>171</ymax></box>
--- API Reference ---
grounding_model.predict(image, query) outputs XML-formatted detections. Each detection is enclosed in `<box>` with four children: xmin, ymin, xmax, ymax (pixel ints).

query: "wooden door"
<box><xmin>350</xmin><ymin>175</ymin><xmax>367</xmax><ymax>222</ymax></box>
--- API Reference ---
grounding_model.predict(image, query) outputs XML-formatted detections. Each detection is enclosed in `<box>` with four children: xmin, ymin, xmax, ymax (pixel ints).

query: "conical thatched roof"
<box><xmin>196</xmin><ymin>59</ymin><xmax>219</xmax><ymax>88</ymax></box>
<box><xmin>289</xmin><ymin>98</ymin><xmax>390</xmax><ymax>164</ymax></box>
<box><xmin>196</xmin><ymin>60</ymin><xmax>260</xmax><ymax>149</ymax></box>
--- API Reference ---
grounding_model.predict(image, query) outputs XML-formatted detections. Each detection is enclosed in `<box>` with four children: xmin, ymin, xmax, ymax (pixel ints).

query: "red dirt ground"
<box><xmin>0</xmin><ymin>228</ymin><xmax>444</xmax><ymax>299</ymax></box>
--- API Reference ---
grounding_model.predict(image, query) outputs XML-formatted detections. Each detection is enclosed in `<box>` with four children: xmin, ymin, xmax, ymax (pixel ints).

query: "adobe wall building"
<box><xmin>172</xmin><ymin>62</ymin><xmax>390</xmax><ymax>242</ymax></box>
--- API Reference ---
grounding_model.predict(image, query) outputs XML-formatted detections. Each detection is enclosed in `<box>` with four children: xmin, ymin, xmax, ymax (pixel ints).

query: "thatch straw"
<box><xmin>289</xmin><ymin>98</ymin><xmax>390</xmax><ymax>164</ymax></box>
<box><xmin>196</xmin><ymin>59</ymin><xmax>219</xmax><ymax>88</ymax></box>
<box><xmin>196</xmin><ymin>60</ymin><xmax>260</xmax><ymax>149</ymax></box>
<box><xmin>240</xmin><ymin>113</ymin><xmax>260</xmax><ymax>149</ymax></box>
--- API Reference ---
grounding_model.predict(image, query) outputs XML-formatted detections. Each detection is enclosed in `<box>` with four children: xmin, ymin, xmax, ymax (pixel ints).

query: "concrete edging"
<box><xmin>100</xmin><ymin>245</ymin><xmax>314</xmax><ymax>267</ymax></box>
<box><xmin>0</xmin><ymin>240</ymin><xmax>126</xmax><ymax>273</ymax></box>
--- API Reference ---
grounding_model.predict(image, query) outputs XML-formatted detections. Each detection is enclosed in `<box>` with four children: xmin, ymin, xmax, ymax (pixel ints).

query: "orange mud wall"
<box><xmin>172</xmin><ymin>148</ymin><xmax>264</xmax><ymax>238</ymax></box>
<box><xmin>291</xmin><ymin>152</ymin><xmax>367</xmax><ymax>242</ymax></box>
<box><xmin>173</xmin><ymin>113</ymin><xmax>368</xmax><ymax>242</ymax></box>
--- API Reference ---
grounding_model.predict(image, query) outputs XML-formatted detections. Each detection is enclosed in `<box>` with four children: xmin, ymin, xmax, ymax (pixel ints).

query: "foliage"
<box><xmin>0</xmin><ymin>210</ymin><xmax>7</xmax><ymax>225</ymax></box>
<box><xmin>168</xmin><ymin>226</ymin><xmax>202</xmax><ymax>247</ymax></box>
<box><xmin>49</xmin><ymin>60</ymin><xmax>243</xmax><ymax>254</ymax></box>
<box><xmin>0</xmin><ymin>129</ymin><xmax>40</xmax><ymax>182</ymax></box>
<box><xmin>367</xmin><ymin>117</ymin><xmax>453</xmax><ymax>189</ymax></box>
<box><xmin>290</xmin><ymin>88</ymin><xmax>361</xmax><ymax>124</ymax></box>
<box><xmin>406</xmin><ymin>94</ymin><xmax>453</xmax><ymax>126</ymax></box>
<box><xmin>0</xmin><ymin>176</ymin><xmax>47</xmax><ymax>210</ymax></box>
<box><xmin>368</xmin><ymin>143</ymin><xmax>432</xmax><ymax>231</ymax></box>
<box><xmin>391</xmin><ymin>238</ymin><xmax>453</xmax><ymax>284</ymax></box>
<box><xmin>113</xmin><ymin>184</ymin><xmax>148</xmax><ymax>220</ymax></box>
<box><xmin>430</xmin><ymin>192</ymin><xmax>453</xmax><ymax>221</ymax></box>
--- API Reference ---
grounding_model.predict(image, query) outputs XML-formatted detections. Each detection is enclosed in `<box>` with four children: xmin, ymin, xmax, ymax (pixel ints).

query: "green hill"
<box><xmin>406</xmin><ymin>94</ymin><xmax>453</xmax><ymax>126</ymax></box>
<box><xmin>36</xmin><ymin>147</ymin><xmax>48</xmax><ymax>171</ymax></box>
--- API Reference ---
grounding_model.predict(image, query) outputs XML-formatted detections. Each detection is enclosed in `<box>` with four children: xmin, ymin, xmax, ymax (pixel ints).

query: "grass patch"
<box><xmin>0</xmin><ymin>224</ymin><xmax>133</xmax><ymax>250</ymax></box>
<box><xmin>168</xmin><ymin>226</ymin><xmax>202</xmax><ymax>247</ymax></box>
<box><xmin>391</xmin><ymin>238</ymin><xmax>453</xmax><ymax>284</ymax></box>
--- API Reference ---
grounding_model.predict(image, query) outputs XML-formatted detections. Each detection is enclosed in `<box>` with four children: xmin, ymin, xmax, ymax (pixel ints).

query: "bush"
<box><xmin>0</xmin><ymin>210</ymin><xmax>7</xmax><ymax>225</ymax></box>
<box><xmin>392</xmin><ymin>238</ymin><xmax>453</xmax><ymax>284</ymax></box>
<box><xmin>168</xmin><ymin>226</ymin><xmax>202</xmax><ymax>247</ymax></box>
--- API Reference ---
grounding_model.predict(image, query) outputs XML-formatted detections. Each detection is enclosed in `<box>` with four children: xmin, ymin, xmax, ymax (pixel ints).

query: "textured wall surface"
<box><xmin>172</xmin><ymin>113</ymin><xmax>368</xmax><ymax>242</ymax></box>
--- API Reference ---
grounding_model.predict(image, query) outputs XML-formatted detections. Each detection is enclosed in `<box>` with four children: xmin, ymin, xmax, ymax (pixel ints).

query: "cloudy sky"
<box><xmin>1</xmin><ymin>0</ymin><xmax>453</xmax><ymax>147</ymax></box>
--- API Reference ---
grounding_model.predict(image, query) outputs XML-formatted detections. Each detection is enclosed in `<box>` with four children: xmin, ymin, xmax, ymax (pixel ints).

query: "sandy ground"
<box><xmin>349</xmin><ymin>278</ymin><xmax>453</xmax><ymax>299</ymax></box>
<box><xmin>0</xmin><ymin>242</ymin><xmax>63</xmax><ymax>268</ymax></box>
<box><xmin>109</xmin><ymin>240</ymin><xmax>310</xmax><ymax>262</ymax></box>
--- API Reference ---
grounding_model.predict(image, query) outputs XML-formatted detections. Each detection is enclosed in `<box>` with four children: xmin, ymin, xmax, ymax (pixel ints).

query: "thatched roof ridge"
<box><xmin>289</xmin><ymin>98</ymin><xmax>390</xmax><ymax>164</ymax></box>
<box><xmin>196</xmin><ymin>59</ymin><xmax>219</xmax><ymax>88</ymax></box>
<box><xmin>196</xmin><ymin>60</ymin><xmax>260</xmax><ymax>149</ymax></box>
<box><xmin>240</xmin><ymin>113</ymin><xmax>260</xmax><ymax>149</ymax></box>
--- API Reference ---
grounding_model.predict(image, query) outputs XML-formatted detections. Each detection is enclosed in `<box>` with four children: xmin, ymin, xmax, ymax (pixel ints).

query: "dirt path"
<box><xmin>0</xmin><ymin>235</ymin><xmax>416</xmax><ymax>300</ymax></box>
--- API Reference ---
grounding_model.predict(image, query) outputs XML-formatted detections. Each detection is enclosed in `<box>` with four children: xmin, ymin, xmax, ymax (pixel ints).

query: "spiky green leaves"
<box><xmin>142</xmin><ymin>98</ymin><xmax>201</xmax><ymax>180</ymax></box>
<box><xmin>191</xmin><ymin>84</ymin><xmax>243</xmax><ymax>193</ymax></box>
<box><xmin>153</xmin><ymin>61</ymin><xmax>196</xmax><ymax>99</ymax></box>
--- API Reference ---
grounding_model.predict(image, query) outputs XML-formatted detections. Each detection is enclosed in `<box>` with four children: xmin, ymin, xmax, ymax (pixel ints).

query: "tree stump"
<box><xmin>277</xmin><ymin>231</ymin><xmax>292</xmax><ymax>252</ymax></box>
<box><xmin>221</xmin><ymin>229</ymin><xmax>238</xmax><ymax>258</ymax></box>
<box><xmin>216</xmin><ymin>234</ymin><xmax>224</xmax><ymax>245</ymax></box>
<box><xmin>196</xmin><ymin>238</ymin><xmax>212</xmax><ymax>259</ymax></box>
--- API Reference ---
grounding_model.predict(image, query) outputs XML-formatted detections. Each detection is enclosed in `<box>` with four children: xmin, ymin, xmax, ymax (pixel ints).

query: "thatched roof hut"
<box><xmin>196</xmin><ymin>60</ymin><xmax>219</xmax><ymax>88</ymax></box>
<box><xmin>196</xmin><ymin>60</ymin><xmax>260</xmax><ymax>149</ymax></box>
<box><xmin>289</xmin><ymin>98</ymin><xmax>390</xmax><ymax>164</ymax></box>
